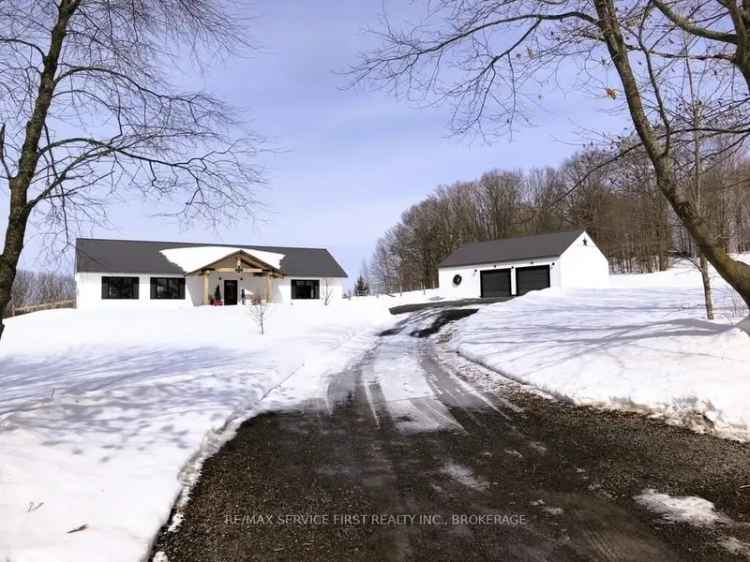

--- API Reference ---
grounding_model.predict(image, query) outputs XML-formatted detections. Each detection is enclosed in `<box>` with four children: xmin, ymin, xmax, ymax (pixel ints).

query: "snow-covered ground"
<box><xmin>352</xmin><ymin>288</ymin><xmax>444</xmax><ymax>306</ymax></box>
<box><xmin>3</xmin><ymin>259</ymin><xmax>750</xmax><ymax>560</ymax></box>
<box><xmin>450</xmin><ymin>258</ymin><xmax>750</xmax><ymax>441</ymax></box>
<box><xmin>0</xmin><ymin>302</ymin><xmax>395</xmax><ymax>562</ymax></box>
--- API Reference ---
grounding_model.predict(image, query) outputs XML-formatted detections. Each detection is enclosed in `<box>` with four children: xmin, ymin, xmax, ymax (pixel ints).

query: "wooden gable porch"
<box><xmin>185</xmin><ymin>250</ymin><xmax>284</xmax><ymax>304</ymax></box>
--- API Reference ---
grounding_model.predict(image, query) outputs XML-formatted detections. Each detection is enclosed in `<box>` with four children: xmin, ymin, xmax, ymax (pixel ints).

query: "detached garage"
<box><xmin>438</xmin><ymin>230</ymin><xmax>609</xmax><ymax>299</ymax></box>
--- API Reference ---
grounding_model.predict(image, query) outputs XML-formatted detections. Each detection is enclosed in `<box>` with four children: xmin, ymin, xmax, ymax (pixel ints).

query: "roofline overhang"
<box><xmin>438</xmin><ymin>254</ymin><xmax>561</xmax><ymax>269</ymax></box>
<box><xmin>185</xmin><ymin>249</ymin><xmax>283</xmax><ymax>276</ymax></box>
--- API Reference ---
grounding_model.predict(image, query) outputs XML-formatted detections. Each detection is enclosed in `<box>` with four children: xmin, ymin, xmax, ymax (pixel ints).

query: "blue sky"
<box><xmin>5</xmin><ymin>1</ymin><xmax>627</xmax><ymax>285</ymax></box>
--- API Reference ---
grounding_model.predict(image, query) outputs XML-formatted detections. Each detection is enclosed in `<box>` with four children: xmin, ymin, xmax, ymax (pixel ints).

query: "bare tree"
<box><xmin>369</xmin><ymin>140</ymin><xmax>750</xmax><ymax>293</ymax></box>
<box><xmin>683</xmin><ymin>33</ymin><xmax>715</xmax><ymax>319</ymax></box>
<box><xmin>247</xmin><ymin>295</ymin><xmax>268</xmax><ymax>335</ymax></box>
<box><xmin>0</xmin><ymin>1</ymin><xmax>262</xmax><ymax>341</ymax></box>
<box><xmin>7</xmin><ymin>269</ymin><xmax>33</xmax><ymax>316</ymax></box>
<box><xmin>353</xmin><ymin>0</ymin><xmax>750</xmax><ymax>311</ymax></box>
<box><xmin>4</xmin><ymin>269</ymin><xmax>75</xmax><ymax>317</ymax></box>
<box><xmin>34</xmin><ymin>271</ymin><xmax>76</xmax><ymax>305</ymax></box>
<box><xmin>322</xmin><ymin>278</ymin><xmax>333</xmax><ymax>305</ymax></box>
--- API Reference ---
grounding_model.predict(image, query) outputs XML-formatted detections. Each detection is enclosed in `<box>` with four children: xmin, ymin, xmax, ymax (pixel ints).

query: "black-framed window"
<box><xmin>150</xmin><ymin>277</ymin><xmax>185</xmax><ymax>300</ymax></box>
<box><xmin>291</xmin><ymin>279</ymin><xmax>319</xmax><ymax>300</ymax></box>
<box><xmin>101</xmin><ymin>276</ymin><xmax>139</xmax><ymax>300</ymax></box>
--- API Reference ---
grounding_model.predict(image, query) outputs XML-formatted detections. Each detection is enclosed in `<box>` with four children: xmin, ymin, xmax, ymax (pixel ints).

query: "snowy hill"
<box><xmin>450</xmin><ymin>256</ymin><xmax>750</xmax><ymax>444</ymax></box>
<box><xmin>0</xmin><ymin>302</ymin><xmax>395</xmax><ymax>562</ymax></box>
<box><xmin>1</xmin><ymin>258</ymin><xmax>749</xmax><ymax>561</ymax></box>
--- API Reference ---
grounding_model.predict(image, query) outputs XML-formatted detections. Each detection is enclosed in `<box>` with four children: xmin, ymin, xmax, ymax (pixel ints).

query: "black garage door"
<box><xmin>480</xmin><ymin>269</ymin><xmax>512</xmax><ymax>298</ymax></box>
<box><xmin>516</xmin><ymin>265</ymin><xmax>551</xmax><ymax>295</ymax></box>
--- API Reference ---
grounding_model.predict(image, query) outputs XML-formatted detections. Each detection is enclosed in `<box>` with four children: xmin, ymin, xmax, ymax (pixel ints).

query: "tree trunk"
<box><xmin>698</xmin><ymin>253</ymin><xmax>715</xmax><ymax>320</ymax></box>
<box><xmin>594</xmin><ymin>0</ymin><xmax>750</xmax><ymax>312</ymax></box>
<box><xmin>0</xmin><ymin>1</ymin><xmax>78</xmax><ymax>343</ymax></box>
<box><xmin>0</xmin><ymin>185</ymin><xmax>31</xmax><ymax>339</ymax></box>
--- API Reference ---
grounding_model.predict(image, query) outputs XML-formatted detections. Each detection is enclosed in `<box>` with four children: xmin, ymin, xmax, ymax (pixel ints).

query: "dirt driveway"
<box><xmin>152</xmin><ymin>309</ymin><xmax>750</xmax><ymax>561</ymax></box>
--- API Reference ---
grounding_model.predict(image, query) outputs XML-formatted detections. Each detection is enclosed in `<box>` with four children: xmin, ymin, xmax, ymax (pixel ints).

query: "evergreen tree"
<box><xmin>354</xmin><ymin>275</ymin><xmax>370</xmax><ymax>297</ymax></box>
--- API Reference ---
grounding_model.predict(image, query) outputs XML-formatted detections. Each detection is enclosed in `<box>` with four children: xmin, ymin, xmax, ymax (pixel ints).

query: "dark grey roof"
<box><xmin>76</xmin><ymin>238</ymin><xmax>348</xmax><ymax>278</ymax></box>
<box><xmin>439</xmin><ymin>230</ymin><xmax>585</xmax><ymax>268</ymax></box>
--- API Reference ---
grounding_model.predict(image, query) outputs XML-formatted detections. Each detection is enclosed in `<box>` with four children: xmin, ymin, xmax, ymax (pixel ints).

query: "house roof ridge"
<box><xmin>75</xmin><ymin>237</ymin><xmax>329</xmax><ymax>251</ymax></box>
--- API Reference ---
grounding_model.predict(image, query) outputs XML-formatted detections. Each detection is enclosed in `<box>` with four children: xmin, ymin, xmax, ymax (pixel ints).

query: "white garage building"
<box><xmin>438</xmin><ymin>230</ymin><xmax>609</xmax><ymax>299</ymax></box>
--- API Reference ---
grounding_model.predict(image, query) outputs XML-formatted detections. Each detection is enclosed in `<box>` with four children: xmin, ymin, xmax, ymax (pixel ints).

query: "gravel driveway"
<box><xmin>152</xmin><ymin>309</ymin><xmax>750</xmax><ymax>561</ymax></box>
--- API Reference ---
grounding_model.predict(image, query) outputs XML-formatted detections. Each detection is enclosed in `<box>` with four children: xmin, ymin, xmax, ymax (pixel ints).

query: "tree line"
<box><xmin>353</xmin><ymin>0</ymin><xmax>750</xmax><ymax>311</ymax></box>
<box><xmin>369</xmin><ymin>147</ymin><xmax>750</xmax><ymax>295</ymax></box>
<box><xmin>4</xmin><ymin>270</ymin><xmax>75</xmax><ymax>318</ymax></box>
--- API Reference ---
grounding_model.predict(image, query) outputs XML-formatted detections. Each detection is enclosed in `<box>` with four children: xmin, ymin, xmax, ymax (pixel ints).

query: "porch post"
<box><xmin>203</xmin><ymin>271</ymin><xmax>210</xmax><ymax>305</ymax></box>
<box><xmin>266</xmin><ymin>273</ymin><xmax>272</xmax><ymax>303</ymax></box>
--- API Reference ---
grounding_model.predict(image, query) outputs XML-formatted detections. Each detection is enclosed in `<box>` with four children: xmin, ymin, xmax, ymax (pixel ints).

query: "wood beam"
<box><xmin>203</xmin><ymin>271</ymin><xmax>209</xmax><ymax>305</ymax></box>
<box><xmin>212</xmin><ymin>267</ymin><xmax>263</xmax><ymax>273</ymax></box>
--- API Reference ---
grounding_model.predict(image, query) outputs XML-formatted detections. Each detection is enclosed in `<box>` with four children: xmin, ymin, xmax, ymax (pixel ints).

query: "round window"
<box><xmin>452</xmin><ymin>274</ymin><xmax>462</xmax><ymax>286</ymax></box>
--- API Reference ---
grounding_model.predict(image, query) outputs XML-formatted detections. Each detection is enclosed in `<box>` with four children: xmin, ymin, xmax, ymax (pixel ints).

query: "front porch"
<box><xmin>184</xmin><ymin>249</ymin><xmax>285</xmax><ymax>305</ymax></box>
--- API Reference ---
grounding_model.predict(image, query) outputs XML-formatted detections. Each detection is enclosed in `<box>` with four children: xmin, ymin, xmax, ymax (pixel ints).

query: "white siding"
<box><xmin>204</xmin><ymin>273</ymin><xmax>344</xmax><ymax>303</ymax></box>
<box><xmin>76</xmin><ymin>272</ymin><xmax>190</xmax><ymax>309</ymax></box>
<box><xmin>437</xmin><ymin>230</ymin><xmax>610</xmax><ymax>298</ymax></box>
<box><xmin>439</xmin><ymin>257</ymin><xmax>560</xmax><ymax>299</ymax></box>
<box><xmin>276</xmin><ymin>277</ymin><xmax>345</xmax><ymax>303</ymax></box>
<box><xmin>76</xmin><ymin>271</ymin><xmax>346</xmax><ymax>308</ymax></box>
<box><xmin>186</xmin><ymin>275</ymin><xmax>204</xmax><ymax>306</ymax></box>
<box><xmin>558</xmin><ymin>232</ymin><xmax>610</xmax><ymax>288</ymax></box>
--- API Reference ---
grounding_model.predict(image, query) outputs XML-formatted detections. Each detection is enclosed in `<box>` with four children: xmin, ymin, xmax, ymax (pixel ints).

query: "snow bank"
<box><xmin>353</xmin><ymin>288</ymin><xmax>444</xmax><ymax>306</ymax></box>
<box><xmin>160</xmin><ymin>246</ymin><xmax>285</xmax><ymax>272</ymax></box>
<box><xmin>450</xmin><ymin>283</ymin><xmax>750</xmax><ymax>440</ymax></box>
<box><xmin>611</xmin><ymin>255</ymin><xmax>750</xmax><ymax>290</ymax></box>
<box><xmin>0</xmin><ymin>301</ymin><xmax>394</xmax><ymax>562</ymax></box>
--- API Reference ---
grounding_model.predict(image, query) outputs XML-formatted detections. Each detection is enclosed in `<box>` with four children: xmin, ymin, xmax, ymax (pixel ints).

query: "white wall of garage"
<box><xmin>438</xmin><ymin>257</ymin><xmax>560</xmax><ymax>299</ymax></box>
<box><xmin>437</xmin><ymin>231</ymin><xmax>609</xmax><ymax>298</ymax></box>
<box><xmin>558</xmin><ymin>232</ymin><xmax>610</xmax><ymax>289</ymax></box>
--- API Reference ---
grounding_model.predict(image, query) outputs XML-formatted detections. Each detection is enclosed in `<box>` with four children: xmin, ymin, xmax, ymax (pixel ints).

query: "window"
<box><xmin>291</xmin><ymin>279</ymin><xmax>319</xmax><ymax>300</ymax></box>
<box><xmin>150</xmin><ymin>277</ymin><xmax>185</xmax><ymax>300</ymax></box>
<box><xmin>101</xmin><ymin>276</ymin><xmax>139</xmax><ymax>300</ymax></box>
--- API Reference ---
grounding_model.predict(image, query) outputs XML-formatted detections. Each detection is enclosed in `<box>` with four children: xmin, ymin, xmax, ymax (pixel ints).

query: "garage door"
<box><xmin>480</xmin><ymin>269</ymin><xmax>511</xmax><ymax>298</ymax></box>
<box><xmin>516</xmin><ymin>265</ymin><xmax>551</xmax><ymax>295</ymax></box>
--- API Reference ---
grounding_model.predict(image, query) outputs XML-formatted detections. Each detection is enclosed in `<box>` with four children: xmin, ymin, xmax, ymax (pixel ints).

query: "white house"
<box><xmin>438</xmin><ymin>230</ymin><xmax>609</xmax><ymax>299</ymax></box>
<box><xmin>75</xmin><ymin>238</ymin><xmax>348</xmax><ymax>309</ymax></box>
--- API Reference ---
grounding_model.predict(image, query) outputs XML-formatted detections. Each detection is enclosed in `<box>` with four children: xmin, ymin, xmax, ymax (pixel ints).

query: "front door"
<box><xmin>224</xmin><ymin>280</ymin><xmax>238</xmax><ymax>305</ymax></box>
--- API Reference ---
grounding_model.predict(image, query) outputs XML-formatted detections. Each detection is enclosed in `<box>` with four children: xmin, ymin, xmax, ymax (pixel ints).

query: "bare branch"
<box><xmin>653</xmin><ymin>0</ymin><xmax>738</xmax><ymax>43</ymax></box>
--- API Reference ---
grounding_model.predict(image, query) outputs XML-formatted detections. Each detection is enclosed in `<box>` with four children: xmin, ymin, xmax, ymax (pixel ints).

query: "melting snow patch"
<box><xmin>366</xmin><ymin>334</ymin><xmax>463</xmax><ymax>433</ymax></box>
<box><xmin>720</xmin><ymin>537</ymin><xmax>750</xmax><ymax>558</ymax></box>
<box><xmin>167</xmin><ymin>512</ymin><xmax>183</xmax><ymax>533</ymax></box>
<box><xmin>634</xmin><ymin>489</ymin><xmax>732</xmax><ymax>527</ymax></box>
<box><xmin>440</xmin><ymin>462</ymin><xmax>488</xmax><ymax>491</ymax></box>
<box><xmin>542</xmin><ymin>506</ymin><xmax>564</xmax><ymax>516</ymax></box>
<box><xmin>528</xmin><ymin>441</ymin><xmax>547</xmax><ymax>455</ymax></box>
